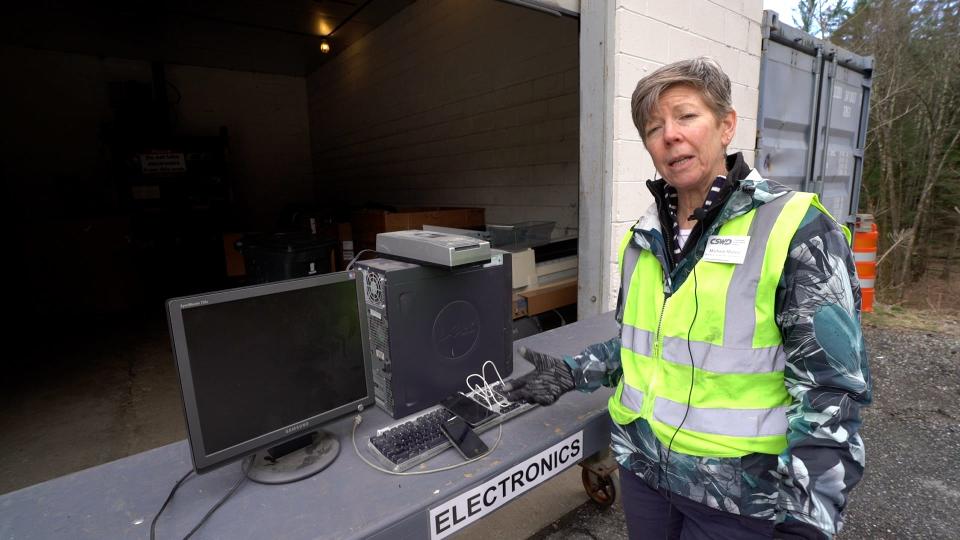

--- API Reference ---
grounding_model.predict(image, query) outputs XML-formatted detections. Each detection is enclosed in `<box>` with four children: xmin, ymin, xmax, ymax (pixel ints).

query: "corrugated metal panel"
<box><xmin>756</xmin><ymin>10</ymin><xmax>873</xmax><ymax>225</ymax></box>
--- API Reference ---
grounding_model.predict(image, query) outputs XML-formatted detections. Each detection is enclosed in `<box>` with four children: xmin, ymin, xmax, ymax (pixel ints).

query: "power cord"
<box><xmin>351</xmin><ymin>414</ymin><xmax>503</xmax><ymax>476</ymax></box>
<box><xmin>149</xmin><ymin>456</ymin><xmax>252</xmax><ymax>539</ymax></box>
<box><xmin>183</xmin><ymin>456</ymin><xmax>252</xmax><ymax>539</ymax></box>
<box><xmin>662</xmin><ymin>263</ymin><xmax>699</xmax><ymax>539</ymax></box>
<box><xmin>150</xmin><ymin>469</ymin><xmax>193</xmax><ymax>540</ymax></box>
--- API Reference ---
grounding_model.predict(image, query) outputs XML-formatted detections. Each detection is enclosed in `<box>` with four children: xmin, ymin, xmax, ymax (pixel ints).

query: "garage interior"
<box><xmin>1</xmin><ymin>0</ymin><xmax>580</xmax><ymax>494</ymax></box>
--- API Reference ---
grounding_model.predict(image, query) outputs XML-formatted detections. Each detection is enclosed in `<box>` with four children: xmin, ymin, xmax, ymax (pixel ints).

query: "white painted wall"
<box><xmin>305</xmin><ymin>0</ymin><xmax>580</xmax><ymax>236</ymax></box>
<box><xmin>599</xmin><ymin>0</ymin><xmax>764</xmax><ymax>310</ymax></box>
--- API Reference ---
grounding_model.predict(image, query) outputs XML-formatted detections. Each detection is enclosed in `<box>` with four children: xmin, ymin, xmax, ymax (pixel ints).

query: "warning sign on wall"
<box><xmin>139</xmin><ymin>152</ymin><xmax>186</xmax><ymax>174</ymax></box>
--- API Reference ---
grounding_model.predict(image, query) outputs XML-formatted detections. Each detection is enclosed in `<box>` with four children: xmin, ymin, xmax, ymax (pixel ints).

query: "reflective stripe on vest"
<box><xmin>621</xmin><ymin>323</ymin><xmax>653</xmax><ymax>357</ymax></box>
<box><xmin>609</xmin><ymin>190</ymin><xmax>818</xmax><ymax>458</ymax></box>
<box><xmin>661</xmin><ymin>337</ymin><xmax>786</xmax><ymax>374</ymax></box>
<box><xmin>653</xmin><ymin>397</ymin><xmax>788</xmax><ymax>437</ymax></box>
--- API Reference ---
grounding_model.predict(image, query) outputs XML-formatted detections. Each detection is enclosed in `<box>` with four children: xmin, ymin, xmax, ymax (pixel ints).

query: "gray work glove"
<box><xmin>501</xmin><ymin>346</ymin><xmax>575</xmax><ymax>405</ymax></box>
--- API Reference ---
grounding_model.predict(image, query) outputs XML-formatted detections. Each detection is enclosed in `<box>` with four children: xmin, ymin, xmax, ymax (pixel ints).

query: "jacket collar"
<box><xmin>628</xmin><ymin>154</ymin><xmax>789</xmax><ymax>291</ymax></box>
<box><xmin>634</xmin><ymin>152</ymin><xmax>781</xmax><ymax>238</ymax></box>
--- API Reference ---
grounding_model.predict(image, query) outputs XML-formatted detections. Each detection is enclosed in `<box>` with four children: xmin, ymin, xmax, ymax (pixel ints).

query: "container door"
<box><xmin>756</xmin><ymin>40</ymin><xmax>822</xmax><ymax>193</ymax></box>
<box><xmin>758</xmin><ymin>10</ymin><xmax>874</xmax><ymax>228</ymax></box>
<box><xmin>811</xmin><ymin>60</ymin><xmax>871</xmax><ymax>224</ymax></box>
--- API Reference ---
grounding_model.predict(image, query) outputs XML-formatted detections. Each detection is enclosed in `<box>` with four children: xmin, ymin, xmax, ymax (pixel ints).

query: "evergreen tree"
<box><xmin>794</xmin><ymin>0</ymin><xmax>853</xmax><ymax>36</ymax></box>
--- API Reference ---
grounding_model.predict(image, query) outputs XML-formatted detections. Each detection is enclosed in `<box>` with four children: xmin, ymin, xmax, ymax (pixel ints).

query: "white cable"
<box><xmin>480</xmin><ymin>361</ymin><xmax>511</xmax><ymax>408</ymax></box>
<box><xmin>464</xmin><ymin>374</ymin><xmax>497</xmax><ymax>410</ymax></box>
<box><xmin>465</xmin><ymin>373</ymin><xmax>491</xmax><ymax>398</ymax></box>
<box><xmin>351</xmin><ymin>415</ymin><xmax>503</xmax><ymax>476</ymax></box>
<box><xmin>467</xmin><ymin>374</ymin><xmax>497</xmax><ymax>408</ymax></box>
<box><xmin>346</xmin><ymin>249</ymin><xmax>375</xmax><ymax>271</ymax></box>
<box><xmin>464</xmin><ymin>364</ymin><xmax>510</xmax><ymax>412</ymax></box>
<box><xmin>482</xmin><ymin>360</ymin><xmax>507</xmax><ymax>388</ymax></box>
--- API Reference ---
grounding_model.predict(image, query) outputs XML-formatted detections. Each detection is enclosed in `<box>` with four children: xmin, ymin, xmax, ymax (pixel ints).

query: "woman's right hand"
<box><xmin>501</xmin><ymin>347</ymin><xmax>575</xmax><ymax>405</ymax></box>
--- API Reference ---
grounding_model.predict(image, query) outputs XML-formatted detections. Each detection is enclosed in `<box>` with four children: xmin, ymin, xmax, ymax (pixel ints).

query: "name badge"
<box><xmin>702</xmin><ymin>235</ymin><xmax>750</xmax><ymax>264</ymax></box>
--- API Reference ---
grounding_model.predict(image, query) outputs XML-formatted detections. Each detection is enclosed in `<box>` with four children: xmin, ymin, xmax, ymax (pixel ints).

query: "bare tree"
<box><xmin>795</xmin><ymin>0</ymin><xmax>853</xmax><ymax>37</ymax></box>
<box><xmin>834</xmin><ymin>0</ymin><xmax>960</xmax><ymax>301</ymax></box>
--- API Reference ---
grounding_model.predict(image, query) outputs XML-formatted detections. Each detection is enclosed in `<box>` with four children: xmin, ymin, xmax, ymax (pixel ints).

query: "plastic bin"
<box><xmin>486</xmin><ymin>221</ymin><xmax>555</xmax><ymax>249</ymax></box>
<box><xmin>237</xmin><ymin>232</ymin><xmax>336</xmax><ymax>284</ymax></box>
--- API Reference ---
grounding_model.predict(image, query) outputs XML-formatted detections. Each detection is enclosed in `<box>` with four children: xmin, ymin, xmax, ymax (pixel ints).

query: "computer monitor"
<box><xmin>166</xmin><ymin>271</ymin><xmax>374</xmax><ymax>484</ymax></box>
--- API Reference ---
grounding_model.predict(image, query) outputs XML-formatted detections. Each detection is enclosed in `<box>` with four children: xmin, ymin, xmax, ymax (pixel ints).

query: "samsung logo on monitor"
<box><xmin>285</xmin><ymin>421</ymin><xmax>310</xmax><ymax>434</ymax></box>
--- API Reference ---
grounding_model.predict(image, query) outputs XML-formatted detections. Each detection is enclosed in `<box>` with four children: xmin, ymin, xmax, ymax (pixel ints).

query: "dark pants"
<box><xmin>619</xmin><ymin>465</ymin><xmax>775</xmax><ymax>540</ymax></box>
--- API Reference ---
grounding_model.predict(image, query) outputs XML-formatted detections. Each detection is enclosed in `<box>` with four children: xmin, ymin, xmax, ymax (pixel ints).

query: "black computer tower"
<box><xmin>355</xmin><ymin>254</ymin><xmax>513</xmax><ymax>419</ymax></box>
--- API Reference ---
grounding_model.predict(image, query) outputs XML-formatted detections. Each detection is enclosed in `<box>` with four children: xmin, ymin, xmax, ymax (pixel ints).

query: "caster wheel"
<box><xmin>581</xmin><ymin>467</ymin><xmax>618</xmax><ymax>507</ymax></box>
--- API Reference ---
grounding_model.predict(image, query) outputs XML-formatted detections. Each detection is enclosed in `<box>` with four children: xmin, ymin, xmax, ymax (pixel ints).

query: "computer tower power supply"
<box><xmin>355</xmin><ymin>253</ymin><xmax>513</xmax><ymax>419</ymax></box>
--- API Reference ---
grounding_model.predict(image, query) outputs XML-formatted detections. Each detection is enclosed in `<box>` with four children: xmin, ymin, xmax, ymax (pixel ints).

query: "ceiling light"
<box><xmin>320</xmin><ymin>39</ymin><xmax>331</xmax><ymax>54</ymax></box>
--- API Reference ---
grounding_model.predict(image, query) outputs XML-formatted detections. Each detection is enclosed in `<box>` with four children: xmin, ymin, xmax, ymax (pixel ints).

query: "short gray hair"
<box><xmin>630</xmin><ymin>57</ymin><xmax>733</xmax><ymax>141</ymax></box>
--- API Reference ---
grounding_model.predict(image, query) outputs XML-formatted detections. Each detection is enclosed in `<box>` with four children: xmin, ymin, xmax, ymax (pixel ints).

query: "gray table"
<box><xmin>0</xmin><ymin>314</ymin><xmax>618</xmax><ymax>540</ymax></box>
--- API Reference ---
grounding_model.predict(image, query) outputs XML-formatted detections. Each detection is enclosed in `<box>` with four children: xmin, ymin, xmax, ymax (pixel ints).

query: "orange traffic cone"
<box><xmin>853</xmin><ymin>214</ymin><xmax>878</xmax><ymax>313</ymax></box>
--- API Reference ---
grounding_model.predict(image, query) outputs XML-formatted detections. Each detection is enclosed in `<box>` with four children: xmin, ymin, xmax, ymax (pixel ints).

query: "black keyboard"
<box><xmin>367</xmin><ymin>384</ymin><xmax>536</xmax><ymax>472</ymax></box>
<box><xmin>369</xmin><ymin>407</ymin><xmax>455</xmax><ymax>471</ymax></box>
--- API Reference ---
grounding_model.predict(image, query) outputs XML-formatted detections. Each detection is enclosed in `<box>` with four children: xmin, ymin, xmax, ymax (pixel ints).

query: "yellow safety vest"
<box><xmin>608</xmin><ymin>191</ymin><xmax>843</xmax><ymax>458</ymax></box>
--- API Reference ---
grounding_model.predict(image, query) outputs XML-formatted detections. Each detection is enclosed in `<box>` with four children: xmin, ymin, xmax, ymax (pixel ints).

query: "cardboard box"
<box><xmin>351</xmin><ymin>207</ymin><xmax>485</xmax><ymax>252</ymax></box>
<box><xmin>511</xmin><ymin>248</ymin><xmax>537</xmax><ymax>289</ymax></box>
<box><xmin>518</xmin><ymin>277</ymin><xmax>577</xmax><ymax>317</ymax></box>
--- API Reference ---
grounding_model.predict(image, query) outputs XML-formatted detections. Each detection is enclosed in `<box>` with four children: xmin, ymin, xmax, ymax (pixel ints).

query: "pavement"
<box><xmin>462</xmin><ymin>325</ymin><xmax>960</xmax><ymax>540</ymax></box>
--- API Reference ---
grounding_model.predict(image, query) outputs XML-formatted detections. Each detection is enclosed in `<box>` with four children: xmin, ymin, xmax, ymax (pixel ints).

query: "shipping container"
<box><xmin>757</xmin><ymin>10</ymin><xmax>874</xmax><ymax>226</ymax></box>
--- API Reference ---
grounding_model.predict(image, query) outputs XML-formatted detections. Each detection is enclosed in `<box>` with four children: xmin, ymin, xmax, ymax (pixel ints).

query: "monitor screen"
<box><xmin>167</xmin><ymin>271</ymin><xmax>373</xmax><ymax>474</ymax></box>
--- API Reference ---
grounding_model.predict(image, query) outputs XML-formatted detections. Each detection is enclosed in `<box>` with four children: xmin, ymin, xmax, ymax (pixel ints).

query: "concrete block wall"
<box><xmin>306</xmin><ymin>0</ymin><xmax>580</xmax><ymax>236</ymax></box>
<box><xmin>2</xmin><ymin>46</ymin><xmax>313</xmax><ymax>230</ymax></box>
<box><xmin>603</xmin><ymin>0</ymin><xmax>764</xmax><ymax>309</ymax></box>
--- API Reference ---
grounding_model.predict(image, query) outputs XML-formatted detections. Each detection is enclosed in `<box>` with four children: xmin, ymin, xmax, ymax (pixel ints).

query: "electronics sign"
<box><xmin>428</xmin><ymin>431</ymin><xmax>583</xmax><ymax>539</ymax></box>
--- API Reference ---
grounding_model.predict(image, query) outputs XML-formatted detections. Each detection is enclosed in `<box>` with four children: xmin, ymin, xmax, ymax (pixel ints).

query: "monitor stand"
<box><xmin>246</xmin><ymin>430</ymin><xmax>340</xmax><ymax>484</ymax></box>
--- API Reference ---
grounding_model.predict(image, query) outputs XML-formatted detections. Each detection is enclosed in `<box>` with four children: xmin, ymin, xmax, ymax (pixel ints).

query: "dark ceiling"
<box><xmin>3</xmin><ymin>0</ymin><xmax>415</xmax><ymax>76</ymax></box>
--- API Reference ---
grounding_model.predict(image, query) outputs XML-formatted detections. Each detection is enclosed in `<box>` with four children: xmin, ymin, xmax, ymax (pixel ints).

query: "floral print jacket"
<box><xmin>567</xmin><ymin>153</ymin><xmax>872</xmax><ymax>539</ymax></box>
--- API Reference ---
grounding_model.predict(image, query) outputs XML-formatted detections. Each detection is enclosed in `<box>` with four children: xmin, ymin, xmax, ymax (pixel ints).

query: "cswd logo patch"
<box><xmin>428</xmin><ymin>431</ymin><xmax>584</xmax><ymax>539</ymax></box>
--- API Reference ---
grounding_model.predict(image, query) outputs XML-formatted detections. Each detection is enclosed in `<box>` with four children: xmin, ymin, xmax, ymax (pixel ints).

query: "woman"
<box><xmin>504</xmin><ymin>58</ymin><xmax>871</xmax><ymax>540</ymax></box>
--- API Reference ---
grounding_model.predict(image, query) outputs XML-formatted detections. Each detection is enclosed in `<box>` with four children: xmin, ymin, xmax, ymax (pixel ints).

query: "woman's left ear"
<box><xmin>720</xmin><ymin>110</ymin><xmax>737</xmax><ymax>147</ymax></box>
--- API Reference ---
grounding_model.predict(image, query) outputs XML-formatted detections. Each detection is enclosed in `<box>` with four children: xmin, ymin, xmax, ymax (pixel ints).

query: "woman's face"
<box><xmin>642</xmin><ymin>85</ymin><xmax>737</xmax><ymax>194</ymax></box>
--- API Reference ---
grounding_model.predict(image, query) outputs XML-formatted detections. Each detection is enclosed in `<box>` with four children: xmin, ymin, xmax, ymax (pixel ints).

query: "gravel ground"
<box><xmin>530</xmin><ymin>326</ymin><xmax>960</xmax><ymax>539</ymax></box>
